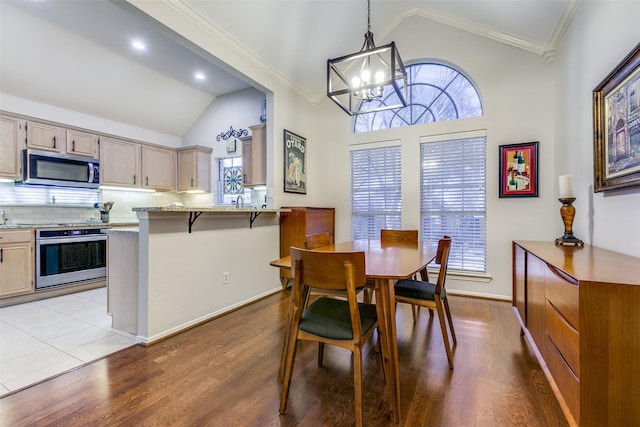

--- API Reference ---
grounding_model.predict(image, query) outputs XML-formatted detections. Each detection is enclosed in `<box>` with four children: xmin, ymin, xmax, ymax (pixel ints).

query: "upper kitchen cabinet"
<box><xmin>141</xmin><ymin>145</ymin><xmax>176</xmax><ymax>191</ymax></box>
<box><xmin>177</xmin><ymin>146</ymin><xmax>212</xmax><ymax>192</ymax></box>
<box><xmin>0</xmin><ymin>114</ymin><xmax>23</xmax><ymax>180</ymax></box>
<box><xmin>99</xmin><ymin>136</ymin><xmax>141</xmax><ymax>188</ymax></box>
<box><xmin>66</xmin><ymin>129</ymin><xmax>98</xmax><ymax>158</ymax></box>
<box><xmin>241</xmin><ymin>124</ymin><xmax>266</xmax><ymax>187</ymax></box>
<box><xmin>26</xmin><ymin>120</ymin><xmax>65</xmax><ymax>153</ymax></box>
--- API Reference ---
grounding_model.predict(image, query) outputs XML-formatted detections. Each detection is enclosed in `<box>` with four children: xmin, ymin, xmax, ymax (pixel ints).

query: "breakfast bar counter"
<box><xmin>129</xmin><ymin>206</ymin><xmax>288</xmax><ymax>344</ymax></box>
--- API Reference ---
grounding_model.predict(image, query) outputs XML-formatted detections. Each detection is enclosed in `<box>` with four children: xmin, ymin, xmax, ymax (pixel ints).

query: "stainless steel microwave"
<box><xmin>21</xmin><ymin>149</ymin><xmax>100</xmax><ymax>189</ymax></box>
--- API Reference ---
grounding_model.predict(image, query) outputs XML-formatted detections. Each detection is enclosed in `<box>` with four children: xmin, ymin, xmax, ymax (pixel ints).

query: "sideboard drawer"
<box><xmin>547</xmin><ymin>334</ymin><xmax>580</xmax><ymax>424</ymax></box>
<box><xmin>545</xmin><ymin>262</ymin><xmax>579</xmax><ymax>331</ymax></box>
<box><xmin>546</xmin><ymin>301</ymin><xmax>580</xmax><ymax>378</ymax></box>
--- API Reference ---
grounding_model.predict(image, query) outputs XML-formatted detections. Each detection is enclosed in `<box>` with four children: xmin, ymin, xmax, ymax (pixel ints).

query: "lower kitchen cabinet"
<box><xmin>0</xmin><ymin>230</ymin><xmax>34</xmax><ymax>298</ymax></box>
<box><xmin>512</xmin><ymin>241</ymin><xmax>640</xmax><ymax>426</ymax></box>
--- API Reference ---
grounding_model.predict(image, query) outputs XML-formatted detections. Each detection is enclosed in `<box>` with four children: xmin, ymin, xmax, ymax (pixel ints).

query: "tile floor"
<box><xmin>0</xmin><ymin>288</ymin><xmax>136</xmax><ymax>397</ymax></box>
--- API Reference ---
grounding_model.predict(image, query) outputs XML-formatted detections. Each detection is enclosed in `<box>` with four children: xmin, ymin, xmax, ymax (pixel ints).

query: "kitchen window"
<box><xmin>217</xmin><ymin>157</ymin><xmax>251</xmax><ymax>206</ymax></box>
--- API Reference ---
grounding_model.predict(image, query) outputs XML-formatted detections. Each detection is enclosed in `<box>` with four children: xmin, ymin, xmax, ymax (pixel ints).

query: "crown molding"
<box><xmin>131</xmin><ymin>0</ymin><xmax>314</xmax><ymax>103</ymax></box>
<box><xmin>384</xmin><ymin>5</ymin><xmax>579</xmax><ymax>63</ymax></box>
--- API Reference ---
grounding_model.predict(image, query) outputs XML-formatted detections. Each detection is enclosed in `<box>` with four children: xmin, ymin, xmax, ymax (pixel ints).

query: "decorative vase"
<box><xmin>101</xmin><ymin>212</ymin><xmax>110</xmax><ymax>223</ymax></box>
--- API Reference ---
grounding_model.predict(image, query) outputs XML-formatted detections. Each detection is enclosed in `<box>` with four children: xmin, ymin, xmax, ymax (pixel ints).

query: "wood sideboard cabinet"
<box><xmin>279</xmin><ymin>206</ymin><xmax>335</xmax><ymax>288</ymax></box>
<box><xmin>512</xmin><ymin>241</ymin><xmax>640</xmax><ymax>426</ymax></box>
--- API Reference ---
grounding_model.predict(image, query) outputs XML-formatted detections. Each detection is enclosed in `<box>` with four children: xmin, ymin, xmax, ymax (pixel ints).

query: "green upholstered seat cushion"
<box><xmin>300</xmin><ymin>297</ymin><xmax>378</xmax><ymax>340</ymax></box>
<box><xmin>394</xmin><ymin>279</ymin><xmax>444</xmax><ymax>301</ymax></box>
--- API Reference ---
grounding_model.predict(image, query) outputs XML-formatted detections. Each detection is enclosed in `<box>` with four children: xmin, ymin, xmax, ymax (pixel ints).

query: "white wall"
<box><xmin>312</xmin><ymin>15</ymin><xmax>557</xmax><ymax>300</ymax></box>
<box><xmin>553</xmin><ymin>1</ymin><xmax>640</xmax><ymax>257</ymax></box>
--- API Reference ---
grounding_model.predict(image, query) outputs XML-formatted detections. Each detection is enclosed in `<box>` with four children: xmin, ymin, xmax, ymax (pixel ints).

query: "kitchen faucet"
<box><xmin>236</xmin><ymin>195</ymin><xmax>244</xmax><ymax>209</ymax></box>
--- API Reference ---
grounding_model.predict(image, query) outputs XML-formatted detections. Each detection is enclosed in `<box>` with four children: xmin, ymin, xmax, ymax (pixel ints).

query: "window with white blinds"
<box><xmin>350</xmin><ymin>145</ymin><xmax>402</xmax><ymax>239</ymax></box>
<box><xmin>420</xmin><ymin>136</ymin><xmax>486</xmax><ymax>272</ymax></box>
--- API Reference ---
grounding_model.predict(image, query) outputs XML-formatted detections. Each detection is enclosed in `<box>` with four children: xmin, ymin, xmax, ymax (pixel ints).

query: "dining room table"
<box><xmin>269</xmin><ymin>239</ymin><xmax>437</xmax><ymax>424</ymax></box>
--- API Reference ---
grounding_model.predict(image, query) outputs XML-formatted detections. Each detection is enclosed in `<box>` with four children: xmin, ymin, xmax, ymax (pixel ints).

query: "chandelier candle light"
<box><xmin>327</xmin><ymin>0</ymin><xmax>407</xmax><ymax>115</ymax></box>
<box><xmin>555</xmin><ymin>175</ymin><xmax>584</xmax><ymax>246</ymax></box>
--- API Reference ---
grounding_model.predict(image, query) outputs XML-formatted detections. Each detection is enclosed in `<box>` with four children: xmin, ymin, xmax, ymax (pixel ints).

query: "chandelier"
<box><xmin>327</xmin><ymin>0</ymin><xmax>407</xmax><ymax>116</ymax></box>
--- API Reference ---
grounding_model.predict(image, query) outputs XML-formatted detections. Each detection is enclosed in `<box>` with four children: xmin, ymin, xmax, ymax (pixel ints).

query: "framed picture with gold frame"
<box><xmin>593</xmin><ymin>42</ymin><xmax>640</xmax><ymax>192</ymax></box>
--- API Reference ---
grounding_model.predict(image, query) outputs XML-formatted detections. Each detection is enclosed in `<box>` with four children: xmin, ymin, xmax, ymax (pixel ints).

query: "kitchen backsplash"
<box><xmin>0</xmin><ymin>182</ymin><xmax>183</xmax><ymax>225</ymax></box>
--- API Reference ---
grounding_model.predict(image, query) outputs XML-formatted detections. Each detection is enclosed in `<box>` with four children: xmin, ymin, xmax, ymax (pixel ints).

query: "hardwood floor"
<box><xmin>0</xmin><ymin>292</ymin><xmax>568</xmax><ymax>426</ymax></box>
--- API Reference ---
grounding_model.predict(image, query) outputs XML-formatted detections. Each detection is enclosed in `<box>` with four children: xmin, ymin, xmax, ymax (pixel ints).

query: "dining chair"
<box><xmin>378</xmin><ymin>229</ymin><xmax>427</xmax><ymax>311</ymax></box>
<box><xmin>279</xmin><ymin>247</ymin><xmax>380</xmax><ymax>427</ymax></box>
<box><xmin>305</xmin><ymin>232</ymin><xmax>371</xmax><ymax>304</ymax></box>
<box><xmin>305</xmin><ymin>231</ymin><xmax>332</xmax><ymax>249</ymax></box>
<box><xmin>393</xmin><ymin>236</ymin><xmax>456</xmax><ymax>369</ymax></box>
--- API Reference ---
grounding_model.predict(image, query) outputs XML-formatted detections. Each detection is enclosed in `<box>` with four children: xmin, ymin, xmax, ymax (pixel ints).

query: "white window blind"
<box><xmin>350</xmin><ymin>145</ymin><xmax>402</xmax><ymax>239</ymax></box>
<box><xmin>420</xmin><ymin>136</ymin><xmax>486</xmax><ymax>272</ymax></box>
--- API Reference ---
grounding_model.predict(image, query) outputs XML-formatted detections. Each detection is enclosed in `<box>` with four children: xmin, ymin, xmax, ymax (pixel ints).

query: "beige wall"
<box><xmin>311</xmin><ymin>15</ymin><xmax>556</xmax><ymax>300</ymax></box>
<box><xmin>553</xmin><ymin>1</ymin><xmax>640</xmax><ymax>257</ymax></box>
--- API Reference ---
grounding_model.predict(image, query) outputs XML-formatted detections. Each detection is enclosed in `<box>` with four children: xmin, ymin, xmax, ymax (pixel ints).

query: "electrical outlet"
<box><xmin>223</xmin><ymin>272</ymin><xmax>229</xmax><ymax>284</ymax></box>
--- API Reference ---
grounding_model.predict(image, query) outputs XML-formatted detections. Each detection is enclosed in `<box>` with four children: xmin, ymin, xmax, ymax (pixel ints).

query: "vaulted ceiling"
<box><xmin>0</xmin><ymin>0</ymin><xmax>576</xmax><ymax>137</ymax></box>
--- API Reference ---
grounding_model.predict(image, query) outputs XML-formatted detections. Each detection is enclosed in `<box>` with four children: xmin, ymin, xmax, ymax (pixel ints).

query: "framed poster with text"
<box><xmin>284</xmin><ymin>129</ymin><xmax>306</xmax><ymax>194</ymax></box>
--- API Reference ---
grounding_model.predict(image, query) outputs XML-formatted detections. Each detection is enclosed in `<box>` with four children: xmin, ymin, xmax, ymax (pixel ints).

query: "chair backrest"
<box><xmin>433</xmin><ymin>236</ymin><xmax>452</xmax><ymax>294</ymax></box>
<box><xmin>305</xmin><ymin>232</ymin><xmax>332</xmax><ymax>249</ymax></box>
<box><xmin>290</xmin><ymin>247</ymin><xmax>366</xmax><ymax>293</ymax></box>
<box><xmin>290</xmin><ymin>247</ymin><xmax>367</xmax><ymax>337</ymax></box>
<box><xmin>380</xmin><ymin>229</ymin><xmax>418</xmax><ymax>244</ymax></box>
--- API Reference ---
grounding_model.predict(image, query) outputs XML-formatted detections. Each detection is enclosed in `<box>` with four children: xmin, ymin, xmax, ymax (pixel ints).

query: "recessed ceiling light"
<box><xmin>131</xmin><ymin>40</ymin><xmax>146</xmax><ymax>50</ymax></box>
<box><xmin>194</xmin><ymin>72</ymin><xmax>206</xmax><ymax>81</ymax></box>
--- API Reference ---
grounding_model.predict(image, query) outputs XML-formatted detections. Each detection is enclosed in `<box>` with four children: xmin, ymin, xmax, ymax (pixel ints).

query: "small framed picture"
<box><xmin>284</xmin><ymin>129</ymin><xmax>307</xmax><ymax>194</ymax></box>
<box><xmin>498</xmin><ymin>141</ymin><xmax>539</xmax><ymax>198</ymax></box>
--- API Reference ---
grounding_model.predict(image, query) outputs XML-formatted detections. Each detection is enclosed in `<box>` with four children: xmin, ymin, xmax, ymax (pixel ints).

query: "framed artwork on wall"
<box><xmin>284</xmin><ymin>129</ymin><xmax>307</xmax><ymax>194</ymax></box>
<box><xmin>498</xmin><ymin>141</ymin><xmax>539</xmax><ymax>198</ymax></box>
<box><xmin>593</xmin><ymin>42</ymin><xmax>640</xmax><ymax>192</ymax></box>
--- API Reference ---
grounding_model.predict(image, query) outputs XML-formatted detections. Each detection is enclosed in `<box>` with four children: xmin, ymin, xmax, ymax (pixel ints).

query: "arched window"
<box><xmin>354</xmin><ymin>61</ymin><xmax>483</xmax><ymax>133</ymax></box>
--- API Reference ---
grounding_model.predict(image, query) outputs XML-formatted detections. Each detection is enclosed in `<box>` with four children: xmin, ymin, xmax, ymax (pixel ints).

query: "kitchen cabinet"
<box><xmin>141</xmin><ymin>145</ymin><xmax>175</xmax><ymax>191</ymax></box>
<box><xmin>66</xmin><ymin>129</ymin><xmax>98</xmax><ymax>158</ymax></box>
<box><xmin>279</xmin><ymin>206</ymin><xmax>335</xmax><ymax>288</ymax></box>
<box><xmin>241</xmin><ymin>123</ymin><xmax>266</xmax><ymax>187</ymax></box>
<box><xmin>0</xmin><ymin>114</ymin><xmax>23</xmax><ymax>180</ymax></box>
<box><xmin>512</xmin><ymin>241</ymin><xmax>640</xmax><ymax>426</ymax></box>
<box><xmin>26</xmin><ymin>120</ymin><xmax>65</xmax><ymax>153</ymax></box>
<box><xmin>177</xmin><ymin>146</ymin><xmax>212</xmax><ymax>192</ymax></box>
<box><xmin>0</xmin><ymin>230</ymin><xmax>34</xmax><ymax>298</ymax></box>
<box><xmin>99</xmin><ymin>136</ymin><xmax>141</xmax><ymax>188</ymax></box>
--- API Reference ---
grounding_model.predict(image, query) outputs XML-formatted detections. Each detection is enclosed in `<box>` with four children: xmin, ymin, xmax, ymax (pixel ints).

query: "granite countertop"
<box><xmin>104</xmin><ymin>227</ymin><xmax>139</xmax><ymax>235</ymax></box>
<box><xmin>132</xmin><ymin>206</ymin><xmax>288</xmax><ymax>213</ymax></box>
<box><xmin>0</xmin><ymin>222</ymin><xmax>138</xmax><ymax>230</ymax></box>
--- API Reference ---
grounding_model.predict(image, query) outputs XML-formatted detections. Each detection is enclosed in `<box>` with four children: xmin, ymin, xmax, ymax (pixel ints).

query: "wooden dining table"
<box><xmin>270</xmin><ymin>239</ymin><xmax>437</xmax><ymax>424</ymax></box>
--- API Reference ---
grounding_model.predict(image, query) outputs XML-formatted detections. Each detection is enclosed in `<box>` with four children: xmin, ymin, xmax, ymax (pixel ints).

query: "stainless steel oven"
<box><xmin>35</xmin><ymin>228</ymin><xmax>107</xmax><ymax>290</ymax></box>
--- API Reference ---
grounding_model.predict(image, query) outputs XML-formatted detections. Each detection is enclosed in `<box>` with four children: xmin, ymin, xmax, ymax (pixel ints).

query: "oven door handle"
<box><xmin>36</xmin><ymin>236</ymin><xmax>107</xmax><ymax>245</ymax></box>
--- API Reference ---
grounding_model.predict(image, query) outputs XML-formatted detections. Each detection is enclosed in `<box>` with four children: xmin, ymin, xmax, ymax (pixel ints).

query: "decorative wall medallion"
<box><xmin>223</xmin><ymin>167</ymin><xmax>243</xmax><ymax>194</ymax></box>
<box><xmin>260</xmin><ymin>99</ymin><xmax>267</xmax><ymax>123</ymax></box>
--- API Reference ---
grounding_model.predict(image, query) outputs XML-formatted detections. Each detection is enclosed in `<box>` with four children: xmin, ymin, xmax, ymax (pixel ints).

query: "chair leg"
<box><xmin>411</xmin><ymin>304</ymin><xmax>417</xmax><ymax>322</ymax></box>
<box><xmin>443</xmin><ymin>296</ymin><xmax>457</xmax><ymax>345</ymax></box>
<box><xmin>317</xmin><ymin>342</ymin><xmax>325</xmax><ymax>367</ymax></box>
<box><xmin>435</xmin><ymin>299</ymin><xmax>454</xmax><ymax>370</ymax></box>
<box><xmin>353</xmin><ymin>346</ymin><xmax>364</xmax><ymax>427</ymax></box>
<box><xmin>279</xmin><ymin>333</ymin><xmax>300</xmax><ymax>413</ymax></box>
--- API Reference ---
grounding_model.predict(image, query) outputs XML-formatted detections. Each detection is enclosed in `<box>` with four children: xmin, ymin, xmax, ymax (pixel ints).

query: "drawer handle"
<box><xmin>548</xmin><ymin>300</ymin><xmax>579</xmax><ymax>334</ymax></box>
<box><xmin>547</xmin><ymin>263</ymin><xmax>578</xmax><ymax>285</ymax></box>
<box><xmin>547</xmin><ymin>334</ymin><xmax>579</xmax><ymax>380</ymax></box>
<box><xmin>0</xmin><ymin>248</ymin><xmax>3</xmax><ymax>263</ymax></box>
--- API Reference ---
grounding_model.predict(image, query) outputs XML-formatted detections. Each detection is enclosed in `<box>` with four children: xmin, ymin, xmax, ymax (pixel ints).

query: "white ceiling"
<box><xmin>0</xmin><ymin>0</ymin><xmax>575</xmax><ymax>137</ymax></box>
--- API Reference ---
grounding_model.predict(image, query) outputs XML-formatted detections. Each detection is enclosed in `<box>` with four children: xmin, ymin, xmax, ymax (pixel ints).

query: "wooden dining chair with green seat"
<box><xmin>305</xmin><ymin>232</ymin><xmax>371</xmax><ymax>304</ymax></box>
<box><xmin>279</xmin><ymin>247</ymin><xmax>381</xmax><ymax>427</ymax></box>
<box><xmin>393</xmin><ymin>236</ymin><xmax>456</xmax><ymax>369</ymax></box>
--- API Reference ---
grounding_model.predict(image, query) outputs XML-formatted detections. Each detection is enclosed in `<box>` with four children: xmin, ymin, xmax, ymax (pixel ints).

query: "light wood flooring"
<box><xmin>0</xmin><ymin>292</ymin><xmax>568</xmax><ymax>426</ymax></box>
